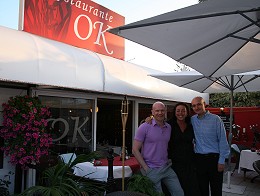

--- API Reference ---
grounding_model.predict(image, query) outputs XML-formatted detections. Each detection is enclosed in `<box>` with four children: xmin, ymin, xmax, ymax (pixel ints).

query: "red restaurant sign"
<box><xmin>23</xmin><ymin>0</ymin><xmax>125</xmax><ymax>60</ymax></box>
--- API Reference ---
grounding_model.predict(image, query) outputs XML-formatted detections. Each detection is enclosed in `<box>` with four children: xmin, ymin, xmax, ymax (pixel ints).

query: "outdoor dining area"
<box><xmin>237</xmin><ymin>149</ymin><xmax>260</xmax><ymax>182</ymax></box>
<box><xmin>1</xmin><ymin>0</ymin><xmax>260</xmax><ymax>195</ymax></box>
<box><xmin>73</xmin><ymin>151</ymin><xmax>140</xmax><ymax>182</ymax></box>
<box><xmin>222</xmin><ymin>159</ymin><xmax>260</xmax><ymax>196</ymax></box>
<box><xmin>18</xmin><ymin>148</ymin><xmax>143</xmax><ymax>195</ymax></box>
<box><xmin>16</xmin><ymin>95</ymin><xmax>150</xmax><ymax>195</ymax></box>
<box><xmin>72</xmin><ymin>148</ymin><xmax>141</xmax><ymax>192</ymax></box>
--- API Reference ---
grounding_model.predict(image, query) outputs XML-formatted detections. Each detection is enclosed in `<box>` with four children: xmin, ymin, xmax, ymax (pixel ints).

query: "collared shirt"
<box><xmin>134</xmin><ymin>119</ymin><xmax>171</xmax><ymax>168</ymax></box>
<box><xmin>191</xmin><ymin>111</ymin><xmax>230</xmax><ymax>164</ymax></box>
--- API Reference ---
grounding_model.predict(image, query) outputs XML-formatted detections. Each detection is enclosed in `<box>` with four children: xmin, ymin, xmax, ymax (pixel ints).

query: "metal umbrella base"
<box><xmin>222</xmin><ymin>171</ymin><xmax>246</xmax><ymax>194</ymax></box>
<box><xmin>222</xmin><ymin>183</ymin><xmax>246</xmax><ymax>194</ymax></box>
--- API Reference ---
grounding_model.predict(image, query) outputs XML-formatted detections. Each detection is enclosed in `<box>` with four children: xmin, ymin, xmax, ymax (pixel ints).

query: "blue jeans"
<box><xmin>141</xmin><ymin>162</ymin><xmax>184</xmax><ymax>196</ymax></box>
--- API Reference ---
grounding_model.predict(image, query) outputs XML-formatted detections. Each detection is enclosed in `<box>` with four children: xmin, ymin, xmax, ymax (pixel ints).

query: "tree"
<box><xmin>209</xmin><ymin>92</ymin><xmax>260</xmax><ymax>107</ymax></box>
<box><xmin>174</xmin><ymin>62</ymin><xmax>190</xmax><ymax>72</ymax></box>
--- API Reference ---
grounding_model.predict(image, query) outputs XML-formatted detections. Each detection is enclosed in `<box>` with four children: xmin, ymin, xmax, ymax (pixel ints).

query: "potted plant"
<box><xmin>19</xmin><ymin>152</ymin><xmax>107</xmax><ymax>196</ymax></box>
<box><xmin>0</xmin><ymin>171</ymin><xmax>14</xmax><ymax>196</ymax></box>
<box><xmin>0</xmin><ymin>95</ymin><xmax>52</xmax><ymax>169</ymax></box>
<box><xmin>127</xmin><ymin>174</ymin><xmax>163</xmax><ymax>196</ymax></box>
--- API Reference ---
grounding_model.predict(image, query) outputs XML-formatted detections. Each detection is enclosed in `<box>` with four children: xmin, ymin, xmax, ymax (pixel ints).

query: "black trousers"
<box><xmin>195</xmin><ymin>153</ymin><xmax>223</xmax><ymax>196</ymax></box>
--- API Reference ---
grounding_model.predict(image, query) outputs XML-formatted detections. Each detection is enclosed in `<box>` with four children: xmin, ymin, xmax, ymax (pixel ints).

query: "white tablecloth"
<box><xmin>73</xmin><ymin>162</ymin><xmax>132</xmax><ymax>182</ymax></box>
<box><xmin>238</xmin><ymin>150</ymin><xmax>260</xmax><ymax>173</ymax></box>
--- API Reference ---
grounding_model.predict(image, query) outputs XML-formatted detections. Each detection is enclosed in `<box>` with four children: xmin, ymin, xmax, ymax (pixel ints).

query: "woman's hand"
<box><xmin>145</xmin><ymin>116</ymin><xmax>153</xmax><ymax>124</ymax></box>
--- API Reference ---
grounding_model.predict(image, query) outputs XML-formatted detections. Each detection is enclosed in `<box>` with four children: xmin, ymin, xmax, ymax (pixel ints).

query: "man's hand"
<box><xmin>218</xmin><ymin>163</ymin><xmax>225</xmax><ymax>172</ymax></box>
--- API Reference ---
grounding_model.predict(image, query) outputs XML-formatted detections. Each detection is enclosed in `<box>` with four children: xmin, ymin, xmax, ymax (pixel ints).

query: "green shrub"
<box><xmin>127</xmin><ymin>174</ymin><xmax>163</xmax><ymax>196</ymax></box>
<box><xmin>19</xmin><ymin>152</ymin><xmax>107</xmax><ymax>196</ymax></box>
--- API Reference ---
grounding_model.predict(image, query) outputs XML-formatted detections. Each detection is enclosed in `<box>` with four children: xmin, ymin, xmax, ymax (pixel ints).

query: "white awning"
<box><xmin>0</xmin><ymin>26</ymin><xmax>208</xmax><ymax>103</ymax></box>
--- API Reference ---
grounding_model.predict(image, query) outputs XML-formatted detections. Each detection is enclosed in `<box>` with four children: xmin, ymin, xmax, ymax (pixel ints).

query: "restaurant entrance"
<box><xmin>96</xmin><ymin>98</ymin><xmax>133</xmax><ymax>154</ymax></box>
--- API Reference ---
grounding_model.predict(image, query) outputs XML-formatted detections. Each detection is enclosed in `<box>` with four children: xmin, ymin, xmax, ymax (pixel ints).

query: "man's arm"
<box><xmin>217</xmin><ymin>116</ymin><xmax>230</xmax><ymax>171</ymax></box>
<box><xmin>132</xmin><ymin>140</ymin><xmax>149</xmax><ymax>172</ymax></box>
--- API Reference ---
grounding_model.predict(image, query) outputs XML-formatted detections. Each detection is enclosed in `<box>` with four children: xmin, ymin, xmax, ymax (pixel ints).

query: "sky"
<box><xmin>0</xmin><ymin>0</ymin><xmax>198</xmax><ymax>72</ymax></box>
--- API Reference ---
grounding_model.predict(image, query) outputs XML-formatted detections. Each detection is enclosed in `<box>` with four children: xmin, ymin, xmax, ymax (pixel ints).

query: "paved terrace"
<box><xmin>222</xmin><ymin>163</ymin><xmax>260</xmax><ymax>196</ymax></box>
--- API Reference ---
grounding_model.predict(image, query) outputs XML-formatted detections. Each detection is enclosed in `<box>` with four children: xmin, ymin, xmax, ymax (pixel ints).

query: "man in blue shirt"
<box><xmin>191</xmin><ymin>96</ymin><xmax>230</xmax><ymax>196</ymax></box>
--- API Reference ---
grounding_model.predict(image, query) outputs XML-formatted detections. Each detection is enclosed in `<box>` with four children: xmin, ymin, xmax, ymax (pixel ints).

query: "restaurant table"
<box><xmin>73</xmin><ymin>156</ymin><xmax>140</xmax><ymax>182</ymax></box>
<box><xmin>238</xmin><ymin>150</ymin><xmax>260</xmax><ymax>179</ymax></box>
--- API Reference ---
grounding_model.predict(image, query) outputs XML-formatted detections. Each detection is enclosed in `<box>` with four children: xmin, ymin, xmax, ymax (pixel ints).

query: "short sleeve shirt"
<box><xmin>134</xmin><ymin>119</ymin><xmax>171</xmax><ymax>168</ymax></box>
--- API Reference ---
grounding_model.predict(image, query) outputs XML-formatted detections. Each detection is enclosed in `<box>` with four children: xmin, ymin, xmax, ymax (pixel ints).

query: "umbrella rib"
<box><xmin>216</xmin><ymin>76</ymin><xmax>232</xmax><ymax>90</ymax></box>
<box><xmin>178</xmin><ymin>77</ymin><xmax>212</xmax><ymax>92</ymax></box>
<box><xmin>230</xmin><ymin>35</ymin><xmax>260</xmax><ymax>44</ymax></box>
<box><xmin>180</xmin><ymin>77</ymin><xmax>204</xmax><ymax>87</ymax></box>
<box><xmin>234</xmin><ymin>75</ymin><xmax>260</xmax><ymax>91</ymax></box>
<box><xmin>178</xmin><ymin>23</ymin><xmax>255</xmax><ymax>63</ymax></box>
<box><xmin>233</xmin><ymin>75</ymin><xmax>244</xmax><ymax>90</ymax></box>
<box><xmin>240</xmin><ymin>13</ymin><xmax>260</xmax><ymax>29</ymax></box>
<box><xmin>113</xmin><ymin>8</ymin><xmax>260</xmax><ymax>31</ymax></box>
<box><xmin>232</xmin><ymin>12</ymin><xmax>260</xmax><ymax>44</ymax></box>
<box><xmin>202</xmin><ymin>77</ymin><xmax>218</xmax><ymax>92</ymax></box>
<box><xmin>214</xmin><ymin>75</ymin><xmax>260</xmax><ymax>92</ymax></box>
<box><xmin>211</xmin><ymin>23</ymin><xmax>260</xmax><ymax>76</ymax></box>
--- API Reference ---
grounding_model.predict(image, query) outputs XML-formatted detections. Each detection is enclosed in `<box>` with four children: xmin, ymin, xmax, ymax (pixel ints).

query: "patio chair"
<box><xmin>59</xmin><ymin>153</ymin><xmax>77</xmax><ymax>165</ymax></box>
<box><xmin>230</xmin><ymin>144</ymin><xmax>249</xmax><ymax>175</ymax></box>
<box><xmin>251</xmin><ymin>160</ymin><xmax>260</xmax><ymax>183</ymax></box>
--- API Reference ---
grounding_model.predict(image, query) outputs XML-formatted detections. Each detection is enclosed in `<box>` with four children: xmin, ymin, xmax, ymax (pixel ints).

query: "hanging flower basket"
<box><xmin>0</xmin><ymin>95</ymin><xmax>52</xmax><ymax>169</ymax></box>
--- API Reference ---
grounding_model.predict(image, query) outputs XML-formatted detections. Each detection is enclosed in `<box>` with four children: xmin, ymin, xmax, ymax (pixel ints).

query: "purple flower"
<box><xmin>0</xmin><ymin>95</ymin><xmax>53</xmax><ymax>169</ymax></box>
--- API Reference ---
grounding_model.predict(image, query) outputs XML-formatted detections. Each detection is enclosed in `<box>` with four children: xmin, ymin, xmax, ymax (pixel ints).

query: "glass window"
<box><xmin>39</xmin><ymin>96</ymin><xmax>94</xmax><ymax>154</ymax></box>
<box><xmin>96</xmin><ymin>98</ymin><xmax>133</xmax><ymax>152</ymax></box>
<box><xmin>138</xmin><ymin>103</ymin><xmax>152</xmax><ymax>125</ymax></box>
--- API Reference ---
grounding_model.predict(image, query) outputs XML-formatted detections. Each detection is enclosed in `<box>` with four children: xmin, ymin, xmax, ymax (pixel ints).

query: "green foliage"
<box><xmin>209</xmin><ymin>92</ymin><xmax>260</xmax><ymax>107</ymax></box>
<box><xmin>19</xmin><ymin>152</ymin><xmax>106</xmax><ymax>196</ymax></box>
<box><xmin>127</xmin><ymin>174</ymin><xmax>163</xmax><ymax>196</ymax></box>
<box><xmin>0</xmin><ymin>95</ymin><xmax>52</xmax><ymax>169</ymax></box>
<box><xmin>0</xmin><ymin>171</ymin><xmax>14</xmax><ymax>196</ymax></box>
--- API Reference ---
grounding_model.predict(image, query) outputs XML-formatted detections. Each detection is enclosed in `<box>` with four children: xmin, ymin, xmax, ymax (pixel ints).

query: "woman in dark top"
<box><xmin>168</xmin><ymin>103</ymin><xmax>200</xmax><ymax>196</ymax></box>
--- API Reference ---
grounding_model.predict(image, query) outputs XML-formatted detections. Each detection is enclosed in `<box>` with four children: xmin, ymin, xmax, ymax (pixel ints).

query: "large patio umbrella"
<box><xmin>108</xmin><ymin>0</ymin><xmax>260</xmax><ymax>193</ymax></box>
<box><xmin>150</xmin><ymin>69</ymin><xmax>260</xmax><ymax>194</ymax></box>
<box><xmin>150</xmin><ymin>70</ymin><xmax>260</xmax><ymax>93</ymax></box>
<box><xmin>109</xmin><ymin>0</ymin><xmax>260</xmax><ymax>78</ymax></box>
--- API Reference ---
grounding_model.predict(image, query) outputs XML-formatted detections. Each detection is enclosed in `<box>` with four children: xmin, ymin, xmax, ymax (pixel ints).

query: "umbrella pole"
<box><xmin>222</xmin><ymin>76</ymin><xmax>246</xmax><ymax>194</ymax></box>
<box><xmin>227</xmin><ymin>75</ymin><xmax>234</xmax><ymax>189</ymax></box>
<box><xmin>227</xmin><ymin>90</ymin><xmax>233</xmax><ymax>188</ymax></box>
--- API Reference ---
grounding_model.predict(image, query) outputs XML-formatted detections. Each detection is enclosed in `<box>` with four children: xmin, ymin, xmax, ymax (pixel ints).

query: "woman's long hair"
<box><xmin>170</xmin><ymin>102</ymin><xmax>191</xmax><ymax>124</ymax></box>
